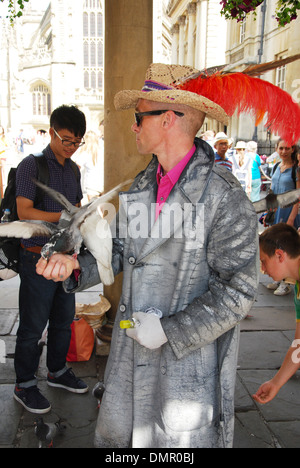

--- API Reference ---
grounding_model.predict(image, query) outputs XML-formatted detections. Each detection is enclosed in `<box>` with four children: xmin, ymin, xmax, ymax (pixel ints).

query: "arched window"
<box><xmin>31</xmin><ymin>84</ymin><xmax>51</xmax><ymax>116</ymax></box>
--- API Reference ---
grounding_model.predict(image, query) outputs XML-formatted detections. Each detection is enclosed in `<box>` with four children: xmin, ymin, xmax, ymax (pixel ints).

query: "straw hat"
<box><xmin>235</xmin><ymin>141</ymin><xmax>246</xmax><ymax>150</ymax></box>
<box><xmin>213</xmin><ymin>132</ymin><xmax>233</xmax><ymax>147</ymax></box>
<box><xmin>114</xmin><ymin>63</ymin><xmax>229</xmax><ymax>123</ymax></box>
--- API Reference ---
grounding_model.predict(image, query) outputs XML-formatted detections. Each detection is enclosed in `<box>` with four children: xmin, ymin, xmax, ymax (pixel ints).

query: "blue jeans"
<box><xmin>15</xmin><ymin>249</ymin><xmax>75</xmax><ymax>386</ymax></box>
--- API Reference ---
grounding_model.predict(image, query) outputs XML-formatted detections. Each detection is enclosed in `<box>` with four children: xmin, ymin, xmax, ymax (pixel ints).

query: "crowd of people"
<box><xmin>201</xmin><ymin>129</ymin><xmax>300</xmax><ymax>297</ymax></box>
<box><xmin>202</xmin><ymin>130</ymin><xmax>265</xmax><ymax>202</ymax></box>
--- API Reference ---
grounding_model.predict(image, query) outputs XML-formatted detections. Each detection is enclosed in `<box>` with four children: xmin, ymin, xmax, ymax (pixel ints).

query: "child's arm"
<box><xmin>253</xmin><ymin>322</ymin><xmax>300</xmax><ymax>404</ymax></box>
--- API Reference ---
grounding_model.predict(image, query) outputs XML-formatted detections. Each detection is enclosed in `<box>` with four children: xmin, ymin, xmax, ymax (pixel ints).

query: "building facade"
<box><xmin>165</xmin><ymin>0</ymin><xmax>228</xmax><ymax>133</ymax></box>
<box><xmin>0</xmin><ymin>0</ymin><xmax>105</xmax><ymax>139</ymax></box>
<box><xmin>164</xmin><ymin>0</ymin><xmax>300</xmax><ymax>150</ymax></box>
<box><xmin>225</xmin><ymin>0</ymin><xmax>300</xmax><ymax>152</ymax></box>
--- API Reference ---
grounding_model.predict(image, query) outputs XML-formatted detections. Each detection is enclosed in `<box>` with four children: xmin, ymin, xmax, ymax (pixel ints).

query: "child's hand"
<box><xmin>252</xmin><ymin>380</ymin><xmax>279</xmax><ymax>404</ymax></box>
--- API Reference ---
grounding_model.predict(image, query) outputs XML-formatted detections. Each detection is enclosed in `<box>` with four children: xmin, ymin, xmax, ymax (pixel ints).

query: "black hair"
<box><xmin>50</xmin><ymin>105</ymin><xmax>86</xmax><ymax>138</ymax></box>
<box><xmin>259</xmin><ymin>223</ymin><xmax>300</xmax><ymax>259</ymax></box>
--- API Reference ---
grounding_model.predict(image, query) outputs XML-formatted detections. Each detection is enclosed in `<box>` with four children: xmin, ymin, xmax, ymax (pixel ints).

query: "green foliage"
<box><xmin>0</xmin><ymin>0</ymin><xmax>30</xmax><ymax>24</ymax></box>
<box><xmin>220</xmin><ymin>0</ymin><xmax>300</xmax><ymax>27</ymax></box>
<box><xmin>220</xmin><ymin>0</ymin><xmax>264</xmax><ymax>22</ymax></box>
<box><xmin>276</xmin><ymin>0</ymin><xmax>300</xmax><ymax>27</ymax></box>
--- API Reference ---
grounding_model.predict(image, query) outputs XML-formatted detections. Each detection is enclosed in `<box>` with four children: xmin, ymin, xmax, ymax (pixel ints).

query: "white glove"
<box><xmin>126</xmin><ymin>312</ymin><xmax>168</xmax><ymax>349</ymax></box>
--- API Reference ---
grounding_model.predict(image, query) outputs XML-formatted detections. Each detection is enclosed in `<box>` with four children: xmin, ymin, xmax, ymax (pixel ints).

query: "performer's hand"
<box><xmin>126</xmin><ymin>312</ymin><xmax>168</xmax><ymax>349</ymax></box>
<box><xmin>36</xmin><ymin>254</ymin><xmax>80</xmax><ymax>282</ymax></box>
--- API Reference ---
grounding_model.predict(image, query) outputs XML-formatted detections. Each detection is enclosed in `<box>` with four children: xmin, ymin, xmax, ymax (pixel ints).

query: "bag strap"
<box><xmin>32</xmin><ymin>152</ymin><xmax>80</xmax><ymax>204</ymax></box>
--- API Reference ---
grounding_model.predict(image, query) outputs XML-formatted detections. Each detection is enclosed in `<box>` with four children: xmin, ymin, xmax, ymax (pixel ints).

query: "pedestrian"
<box><xmin>246</xmin><ymin>141</ymin><xmax>261</xmax><ymax>202</ymax></box>
<box><xmin>265</xmin><ymin>138</ymin><xmax>299</xmax><ymax>296</ymax></box>
<box><xmin>0</xmin><ymin>126</ymin><xmax>9</xmax><ymax>157</ymax></box>
<box><xmin>200</xmin><ymin>129</ymin><xmax>215</xmax><ymax>148</ymax></box>
<box><xmin>17</xmin><ymin>129</ymin><xmax>24</xmax><ymax>154</ymax></box>
<box><xmin>254</xmin><ymin>223</ymin><xmax>300</xmax><ymax>404</ymax></box>
<box><xmin>14</xmin><ymin>105</ymin><xmax>88</xmax><ymax>415</ymax></box>
<box><xmin>231</xmin><ymin>141</ymin><xmax>252</xmax><ymax>197</ymax></box>
<box><xmin>213</xmin><ymin>131</ymin><xmax>233</xmax><ymax>171</ymax></box>
<box><xmin>0</xmin><ymin>125</ymin><xmax>8</xmax><ymax>198</ymax></box>
<box><xmin>73</xmin><ymin>130</ymin><xmax>104</xmax><ymax>203</ymax></box>
<box><xmin>36</xmin><ymin>63</ymin><xmax>259</xmax><ymax>448</ymax></box>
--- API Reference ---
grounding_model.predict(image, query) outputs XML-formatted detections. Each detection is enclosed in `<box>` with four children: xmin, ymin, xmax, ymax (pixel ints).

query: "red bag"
<box><xmin>67</xmin><ymin>318</ymin><xmax>95</xmax><ymax>362</ymax></box>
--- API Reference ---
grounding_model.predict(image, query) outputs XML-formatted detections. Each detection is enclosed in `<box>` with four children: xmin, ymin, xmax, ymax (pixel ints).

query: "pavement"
<box><xmin>0</xmin><ymin>269</ymin><xmax>299</xmax><ymax>449</ymax></box>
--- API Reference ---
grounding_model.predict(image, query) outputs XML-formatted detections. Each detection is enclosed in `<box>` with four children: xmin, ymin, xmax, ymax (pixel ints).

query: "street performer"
<box><xmin>36</xmin><ymin>62</ymin><xmax>300</xmax><ymax>447</ymax></box>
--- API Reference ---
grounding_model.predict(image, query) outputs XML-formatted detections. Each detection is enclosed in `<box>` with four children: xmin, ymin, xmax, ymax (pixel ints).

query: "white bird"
<box><xmin>0</xmin><ymin>179</ymin><xmax>132</xmax><ymax>285</ymax></box>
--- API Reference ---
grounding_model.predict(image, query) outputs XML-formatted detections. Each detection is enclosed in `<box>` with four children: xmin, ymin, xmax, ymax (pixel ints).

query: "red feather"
<box><xmin>179</xmin><ymin>72</ymin><xmax>300</xmax><ymax>145</ymax></box>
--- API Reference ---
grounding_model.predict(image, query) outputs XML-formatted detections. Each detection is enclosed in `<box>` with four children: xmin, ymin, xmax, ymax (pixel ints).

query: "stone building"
<box><xmin>225</xmin><ymin>0</ymin><xmax>300</xmax><ymax>152</ymax></box>
<box><xmin>165</xmin><ymin>0</ymin><xmax>228</xmax><ymax>134</ymax></box>
<box><xmin>165</xmin><ymin>0</ymin><xmax>300</xmax><ymax>151</ymax></box>
<box><xmin>0</xmin><ymin>0</ymin><xmax>105</xmax><ymax>139</ymax></box>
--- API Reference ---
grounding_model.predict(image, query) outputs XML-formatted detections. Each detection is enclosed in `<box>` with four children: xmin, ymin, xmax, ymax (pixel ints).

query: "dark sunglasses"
<box><xmin>134</xmin><ymin>110</ymin><xmax>184</xmax><ymax>127</ymax></box>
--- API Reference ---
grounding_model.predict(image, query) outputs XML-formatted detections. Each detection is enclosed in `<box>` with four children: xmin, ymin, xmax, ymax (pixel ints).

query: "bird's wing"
<box><xmin>252</xmin><ymin>199</ymin><xmax>268</xmax><ymax>213</ymax></box>
<box><xmin>57</xmin><ymin>210</ymin><xmax>72</xmax><ymax>228</ymax></box>
<box><xmin>0</xmin><ymin>220</ymin><xmax>57</xmax><ymax>239</ymax></box>
<box><xmin>33</xmin><ymin>179</ymin><xmax>79</xmax><ymax>215</ymax></box>
<box><xmin>80</xmin><ymin>212</ymin><xmax>114</xmax><ymax>285</ymax></box>
<box><xmin>277</xmin><ymin>188</ymin><xmax>300</xmax><ymax>208</ymax></box>
<box><xmin>73</xmin><ymin>179</ymin><xmax>133</xmax><ymax>225</ymax></box>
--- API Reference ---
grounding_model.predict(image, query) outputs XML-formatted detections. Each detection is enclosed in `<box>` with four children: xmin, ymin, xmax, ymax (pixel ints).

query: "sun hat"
<box><xmin>114</xmin><ymin>63</ymin><xmax>229</xmax><ymax>123</ymax></box>
<box><xmin>213</xmin><ymin>132</ymin><xmax>233</xmax><ymax>147</ymax></box>
<box><xmin>235</xmin><ymin>141</ymin><xmax>246</xmax><ymax>150</ymax></box>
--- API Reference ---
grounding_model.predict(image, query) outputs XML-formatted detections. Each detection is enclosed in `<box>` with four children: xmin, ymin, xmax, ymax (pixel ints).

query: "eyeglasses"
<box><xmin>53</xmin><ymin>128</ymin><xmax>85</xmax><ymax>148</ymax></box>
<box><xmin>134</xmin><ymin>110</ymin><xmax>184</xmax><ymax>127</ymax></box>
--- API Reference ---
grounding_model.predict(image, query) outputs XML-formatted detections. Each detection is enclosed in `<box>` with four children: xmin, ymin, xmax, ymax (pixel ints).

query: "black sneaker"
<box><xmin>14</xmin><ymin>385</ymin><xmax>51</xmax><ymax>414</ymax></box>
<box><xmin>47</xmin><ymin>368</ymin><xmax>89</xmax><ymax>394</ymax></box>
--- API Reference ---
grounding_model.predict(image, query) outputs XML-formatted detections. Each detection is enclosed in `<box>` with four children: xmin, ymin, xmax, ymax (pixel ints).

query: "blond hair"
<box><xmin>78</xmin><ymin>130</ymin><xmax>99</xmax><ymax>166</ymax></box>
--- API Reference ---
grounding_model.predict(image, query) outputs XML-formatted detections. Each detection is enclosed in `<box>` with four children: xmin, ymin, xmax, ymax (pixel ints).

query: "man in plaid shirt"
<box><xmin>14</xmin><ymin>105</ymin><xmax>88</xmax><ymax>414</ymax></box>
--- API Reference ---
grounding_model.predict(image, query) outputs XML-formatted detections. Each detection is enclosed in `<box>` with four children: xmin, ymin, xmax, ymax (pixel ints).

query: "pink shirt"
<box><xmin>155</xmin><ymin>144</ymin><xmax>196</xmax><ymax>219</ymax></box>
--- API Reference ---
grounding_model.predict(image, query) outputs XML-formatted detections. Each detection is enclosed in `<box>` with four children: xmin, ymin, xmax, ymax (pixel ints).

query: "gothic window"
<box><xmin>83</xmin><ymin>1</ymin><xmax>104</xmax><ymax>90</ymax></box>
<box><xmin>31</xmin><ymin>84</ymin><xmax>51</xmax><ymax>116</ymax></box>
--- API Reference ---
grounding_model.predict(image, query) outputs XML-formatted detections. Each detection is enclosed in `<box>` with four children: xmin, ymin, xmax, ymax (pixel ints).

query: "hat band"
<box><xmin>142</xmin><ymin>80</ymin><xmax>174</xmax><ymax>92</ymax></box>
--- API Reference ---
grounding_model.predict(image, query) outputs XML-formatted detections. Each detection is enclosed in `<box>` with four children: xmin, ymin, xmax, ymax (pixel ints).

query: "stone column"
<box><xmin>171</xmin><ymin>23</ymin><xmax>179</xmax><ymax>64</ymax></box>
<box><xmin>196</xmin><ymin>0</ymin><xmax>208</xmax><ymax>70</ymax></box>
<box><xmin>96</xmin><ymin>0</ymin><xmax>153</xmax><ymax>352</ymax></box>
<box><xmin>178</xmin><ymin>15</ymin><xmax>186</xmax><ymax>65</ymax></box>
<box><xmin>187</xmin><ymin>2</ymin><xmax>197</xmax><ymax>67</ymax></box>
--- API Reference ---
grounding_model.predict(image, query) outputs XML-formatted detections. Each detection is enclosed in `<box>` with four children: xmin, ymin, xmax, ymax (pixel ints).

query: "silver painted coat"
<box><xmin>66</xmin><ymin>138</ymin><xmax>259</xmax><ymax>448</ymax></box>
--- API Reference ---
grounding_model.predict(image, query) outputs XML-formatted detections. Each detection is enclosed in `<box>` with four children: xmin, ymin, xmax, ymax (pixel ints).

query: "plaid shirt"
<box><xmin>16</xmin><ymin>144</ymin><xmax>82</xmax><ymax>248</ymax></box>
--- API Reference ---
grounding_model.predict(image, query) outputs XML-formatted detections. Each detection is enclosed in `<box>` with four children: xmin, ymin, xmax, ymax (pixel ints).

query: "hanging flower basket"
<box><xmin>275</xmin><ymin>0</ymin><xmax>300</xmax><ymax>27</ymax></box>
<box><xmin>220</xmin><ymin>0</ymin><xmax>300</xmax><ymax>26</ymax></box>
<box><xmin>220</xmin><ymin>0</ymin><xmax>264</xmax><ymax>22</ymax></box>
